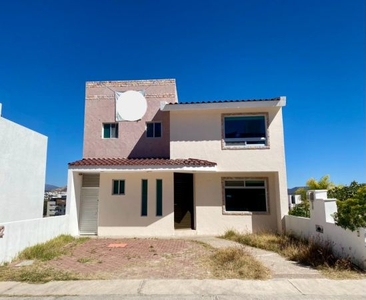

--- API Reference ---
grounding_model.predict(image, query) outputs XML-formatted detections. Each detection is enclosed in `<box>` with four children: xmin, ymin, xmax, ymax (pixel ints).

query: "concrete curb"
<box><xmin>1</xmin><ymin>279</ymin><xmax>366</xmax><ymax>297</ymax></box>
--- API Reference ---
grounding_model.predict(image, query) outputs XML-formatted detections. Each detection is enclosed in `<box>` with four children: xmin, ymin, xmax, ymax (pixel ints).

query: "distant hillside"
<box><xmin>54</xmin><ymin>186</ymin><xmax>67</xmax><ymax>192</ymax></box>
<box><xmin>45</xmin><ymin>184</ymin><xmax>67</xmax><ymax>192</ymax></box>
<box><xmin>287</xmin><ymin>186</ymin><xmax>307</xmax><ymax>194</ymax></box>
<box><xmin>45</xmin><ymin>184</ymin><xmax>59</xmax><ymax>191</ymax></box>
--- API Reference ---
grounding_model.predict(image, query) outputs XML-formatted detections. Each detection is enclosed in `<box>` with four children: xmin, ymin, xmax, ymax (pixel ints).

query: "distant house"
<box><xmin>46</xmin><ymin>194</ymin><xmax>67</xmax><ymax>217</ymax></box>
<box><xmin>67</xmin><ymin>79</ymin><xmax>288</xmax><ymax>236</ymax></box>
<box><xmin>287</xmin><ymin>186</ymin><xmax>307</xmax><ymax>209</ymax></box>
<box><xmin>288</xmin><ymin>194</ymin><xmax>302</xmax><ymax>209</ymax></box>
<box><xmin>0</xmin><ymin>103</ymin><xmax>47</xmax><ymax>223</ymax></box>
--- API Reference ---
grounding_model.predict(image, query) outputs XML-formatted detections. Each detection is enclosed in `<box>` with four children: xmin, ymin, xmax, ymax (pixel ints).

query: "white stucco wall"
<box><xmin>67</xmin><ymin>170</ymin><xmax>176</xmax><ymax>237</ymax></box>
<box><xmin>285</xmin><ymin>191</ymin><xmax>366</xmax><ymax>270</ymax></box>
<box><xmin>0</xmin><ymin>215</ymin><xmax>70</xmax><ymax>264</ymax></box>
<box><xmin>169</xmin><ymin>107</ymin><xmax>286</xmax><ymax>172</ymax></box>
<box><xmin>169</xmin><ymin>106</ymin><xmax>288</xmax><ymax>231</ymax></box>
<box><xmin>194</xmin><ymin>172</ymin><xmax>280</xmax><ymax>235</ymax></box>
<box><xmin>0</xmin><ymin>115</ymin><xmax>47</xmax><ymax>222</ymax></box>
<box><xmin>67</xmin><ymin>170</ymin><xmax>83</xmax><ymax>236</ymax></box>
<box><xmin>68</xmin><ymin>169</ymin><xmax>285</xmax><ymax>236</ymax></box>
<box><xmin>97</xmin><ymin>172</ymin><xmax>175</xmax><ymax>237</ymax></box>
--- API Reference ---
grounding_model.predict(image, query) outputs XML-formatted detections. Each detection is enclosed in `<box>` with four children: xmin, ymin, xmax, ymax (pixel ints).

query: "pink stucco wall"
<box><xmin>83</xmin><ymin>79</ymin><xmax>177</xmax><ymax>158</ymax></box>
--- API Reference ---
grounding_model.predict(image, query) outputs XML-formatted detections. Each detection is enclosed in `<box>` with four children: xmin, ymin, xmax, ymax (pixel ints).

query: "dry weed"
<box><xmin>210</xmin><ymin>247</ymin><xmax>270</xmax><ymax>280</ymax></box>
<box><xmin>221</xmin><ymin>230</ymin><xmax>365</xmax><ymax>279</ymax></box>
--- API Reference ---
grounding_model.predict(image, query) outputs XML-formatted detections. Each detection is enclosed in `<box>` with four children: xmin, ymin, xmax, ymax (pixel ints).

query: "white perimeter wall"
<box><xmin>0</xmin><ymin>116</ymin><xmax>47</xmax><ymax>222</ymax></box>
<box><xmin>0</xmin><ymin>216</ymin><xmax>70</xmax><ymax>264</ymax></box>
<box><xmin>285</xmin><ymin>191</ymin><xmax>366</xmax><ymax>270</ymax></box>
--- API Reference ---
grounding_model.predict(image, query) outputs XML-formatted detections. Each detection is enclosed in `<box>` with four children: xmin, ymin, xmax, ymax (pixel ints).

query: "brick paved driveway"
<box><xmin>45</xmin><ymin>238</ymin><xmax>216</xmax><ymax>279</ymax></box>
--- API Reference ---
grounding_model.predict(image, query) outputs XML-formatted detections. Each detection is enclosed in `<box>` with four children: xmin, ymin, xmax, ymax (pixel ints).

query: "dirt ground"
<box><xmin>44</xmin><ymin>238</ymin><xmax>216</xmax><ymax>279</ymax></box>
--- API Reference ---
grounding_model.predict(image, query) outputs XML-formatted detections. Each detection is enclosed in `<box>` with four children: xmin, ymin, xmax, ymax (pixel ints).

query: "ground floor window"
<box><xmin>112</xmin><ymin>180</ymin><xmax>125</xmax><ymax>195</ymax></box>
<box><xmin>223</xmin><ymin>178</ymin><xmax>267</xmax><ymax>213</ymax></box>
<box><xmin>156</xmin><ymin>179</ymin><xmax>163</xmax><ymax>216</ymax></box>
<box><xmin>141</xmin><ymin>179</ymin><xmax>148</xmax><ymax>216</ymax></box>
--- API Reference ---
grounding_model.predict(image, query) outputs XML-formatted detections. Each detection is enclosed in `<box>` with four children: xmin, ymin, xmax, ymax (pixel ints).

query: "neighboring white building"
<box><xmin>0</xmin><ymin>103</ymin><xmax>71</xmax><ymax>265</ymax></box>
<box><xmin>67</xmin><ymin>79</ymin><xmax>288</xmax><ymax>237</ymax></box>
<box><xmin>47</xmin><ymin>194</ymin><xmax>67</xmax><ymax>217</ymax></box>
<box><xmin>288</xmin><ymin>194</ymin><xmax>302</xmax><ymax>209</ymax></box>
<box><xmin>0</xmin><ymin>103</ymin><xmax>47</xmax><ymax>223</ymax></box>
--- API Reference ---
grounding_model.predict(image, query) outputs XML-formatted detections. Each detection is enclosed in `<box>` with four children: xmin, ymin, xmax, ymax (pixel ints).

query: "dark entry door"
<box><xmin>174</xmin><ymin>173</ymin><xmax>194</xmax><ymax>229</ymax></box>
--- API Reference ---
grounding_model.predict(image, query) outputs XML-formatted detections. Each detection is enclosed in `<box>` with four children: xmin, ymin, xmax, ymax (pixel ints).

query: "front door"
<box><xmin>79</xmin><ymin>174</ymin><xmax>100</xmax><ymax>235</ymax></box>
<box><xmin>174</xmin><ymin>173</ymin><xmax>194</xmax><ymax>229</ymax></box>
<box><xmin>79</xmin><ymin>188</ymin><xmax>99</xmax><ymax>235</ymax></box>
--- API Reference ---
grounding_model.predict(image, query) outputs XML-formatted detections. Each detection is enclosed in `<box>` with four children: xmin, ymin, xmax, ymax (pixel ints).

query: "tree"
<box><xmin>294</xmin><ymin>175</ymin><xmax>334</xmax><ymax>202</ymax></box>
<box><xmin>328</xmin><ymin>181</ymin><xmax>364</xmax><ymax>201</ymax></box>
<box><xmin>289</xmin><ymin>175</ymin><xmax>334</xmax><ymax>218</ymax></box>
<box><xmin>333</xmin><ymin>186</ymin><xmax>366</xmax><ymax>231</ymax></box>
<box><xmin>306</xmin><ymin>175</ymin><xmax>334</xmax><ymax>190</ymax></box>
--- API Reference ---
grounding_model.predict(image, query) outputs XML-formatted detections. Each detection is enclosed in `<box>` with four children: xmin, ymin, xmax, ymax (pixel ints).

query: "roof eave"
<box><xmin>160</xmin><ymin>96</ymin><xmax>286</xmax><ymax>111</ymax></box>
<box><xmin>69</xmin><ymin>165</ymin><xmax>217</xmax><ymax>172</ymax></box>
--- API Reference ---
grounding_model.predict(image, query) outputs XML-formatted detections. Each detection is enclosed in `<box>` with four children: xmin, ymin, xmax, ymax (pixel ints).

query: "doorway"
<box><xmin>174</xmin><ymin>173</ymin><xmax>194</xmax><ymax>229</ymax></box>
<box><xmin>79</xmin><ymin>174</ymin><xmax>100</xmax><ymax>235</ymax></box>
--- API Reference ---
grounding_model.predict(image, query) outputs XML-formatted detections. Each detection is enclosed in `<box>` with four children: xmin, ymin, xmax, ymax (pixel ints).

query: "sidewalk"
<box><xmin>1</xmin><ymin>278</ymin><xmax>366</xmax><ymax>298</ymax></box>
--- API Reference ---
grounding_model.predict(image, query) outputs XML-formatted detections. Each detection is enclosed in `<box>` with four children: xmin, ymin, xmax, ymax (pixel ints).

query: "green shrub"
<box><xmin>333</xmin><ymin>186</ymin><xmax>366</xmax><ymax>231</ymax></box>
<box><xmin>289</xmin><ymin>200</ymin><xmax>310</xmax><ymax>218</ymax></box>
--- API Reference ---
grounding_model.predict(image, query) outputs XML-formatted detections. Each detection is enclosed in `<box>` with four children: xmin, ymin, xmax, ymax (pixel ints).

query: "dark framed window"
<box><xmin>112</xmin><ymin>180</ymin><xmax>125</xmax><ymax>195</ymax></box>
<box><xmin>103</xmin><ymin>123</ymin><xmax>118</xmax><ymax>138</ymax></box>
<box><xmin>223</xmin><ymin>115</ymin><xmax>266</xmax><ymax>146</ymax></box>
<box><xmin>156</xmin><ymin>179</ymin><xmax>163</xmax><ymax>216</ymax></box>
<box><xmin>141</xmin><ymin>179</ymin><xmax>148</xmax><ymax>216</ymax></box>
<box><xmin>224</xmin><ymin>179</ymin><xmax>267</xmax><ymax>213</ymax></box>
<box><xmin>146</xmin><ymin>122</ymin><xmax>162</xmax><ymax>138</ymax></box>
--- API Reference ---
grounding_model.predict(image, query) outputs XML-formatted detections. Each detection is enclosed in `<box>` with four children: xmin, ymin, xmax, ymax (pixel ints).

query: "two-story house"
<box><xmin>67</xmin><ymin>79</ymin><xmax>288</xmax><ymax>236</ymax></box>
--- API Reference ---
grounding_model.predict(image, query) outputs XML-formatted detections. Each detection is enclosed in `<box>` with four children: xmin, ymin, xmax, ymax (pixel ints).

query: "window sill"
<box><xmin>223</xmin><ymin>144</ymin><xmax>270</xmax><ymax>150</ymax></box>
<box><xmin>223</xmin><ymin>211</ymin><xmax>269</xmax><ymax>215</ymax></box>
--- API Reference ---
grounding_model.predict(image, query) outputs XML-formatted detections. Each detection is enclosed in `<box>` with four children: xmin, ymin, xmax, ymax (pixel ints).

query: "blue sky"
<box><xmin>0</xmin><ymin>0</ymin><xmax>364</xmax><ymax>188</ymax></box>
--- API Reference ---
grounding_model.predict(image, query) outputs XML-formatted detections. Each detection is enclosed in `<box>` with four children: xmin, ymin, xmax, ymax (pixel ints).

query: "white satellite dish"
<box><xmin>115</xmin><ymin>90</ymin><xmax>147</xmax><ymax>121</ymax></box>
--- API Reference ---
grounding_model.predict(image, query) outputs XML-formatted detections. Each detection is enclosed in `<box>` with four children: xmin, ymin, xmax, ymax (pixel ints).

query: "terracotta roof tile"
<box><xmin>68</xmin><ymin>158</ymin><xmax>216</xmax><ymax>167</ymax></box>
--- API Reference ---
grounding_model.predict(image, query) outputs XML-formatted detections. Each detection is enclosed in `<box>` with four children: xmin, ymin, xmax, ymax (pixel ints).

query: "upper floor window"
<box><xmin>223</xmin><ymin>115</ymin><xmax>267</xmax><ymax>147</ymax></box>
<box><xmin>103</xmin><ymin>123</ymin><xmax>118</xmax><ymax>138</ymax></box>
<box><xmin>146</xmin><ymin>122</ymin><xmax>162</xmax><ymax>138</ymax></box>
